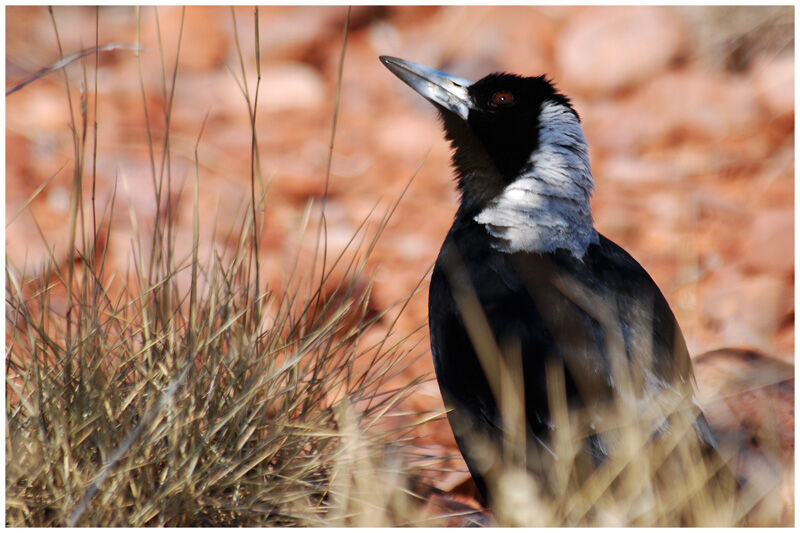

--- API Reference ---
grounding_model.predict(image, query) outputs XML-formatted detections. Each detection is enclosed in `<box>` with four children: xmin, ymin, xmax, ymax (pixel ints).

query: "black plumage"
<box><xmin>430</xmin><ymin>219</ymin><xmax>699</xmax><ymax>494</ymax></box>
<box><xmin>380</xmin><ymin>56</ymin><xmax>736</xmax><ymax>519</ymax></box>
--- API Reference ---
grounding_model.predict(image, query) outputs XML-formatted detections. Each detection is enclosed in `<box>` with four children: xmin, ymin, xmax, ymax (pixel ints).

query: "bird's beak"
<box><xmin>380</xmin><ymin>56</ymin><xmax>473</xmax><ymax>120</ymax></box>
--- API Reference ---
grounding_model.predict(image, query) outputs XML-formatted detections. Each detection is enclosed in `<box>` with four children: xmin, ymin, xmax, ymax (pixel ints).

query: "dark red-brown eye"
<box><xmin>491</xmin><ymin>91</ymin><xmax>514</xmax><ymax>106</ymax></box>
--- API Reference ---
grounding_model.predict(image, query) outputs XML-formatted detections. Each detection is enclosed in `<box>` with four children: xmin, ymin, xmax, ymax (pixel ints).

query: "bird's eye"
<box><xmin>490</xmin><ymin>91</ymin><xmax>514</xmax><ymax>107</ymax></box>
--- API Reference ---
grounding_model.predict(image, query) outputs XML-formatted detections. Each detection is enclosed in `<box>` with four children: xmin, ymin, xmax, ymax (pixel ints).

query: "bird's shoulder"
<box><xmin>560</xmin><ymin>233</ymin><xmax>666</xmax><ymax>299</ymax></box>
<box><xmin>435</xmin><ymin>219</ymin><xmax>665</xmax><ymax>297</ymax></box>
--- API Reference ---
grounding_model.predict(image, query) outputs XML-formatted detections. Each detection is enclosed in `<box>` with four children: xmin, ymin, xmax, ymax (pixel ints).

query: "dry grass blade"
<box><xmin>6</xmin><ymin>42</ymin><xmax>141</xmax><ymax>96</ymax></box>
<box><xmin>6</xmin><ymin>163</ymin><xmax>67</xmax><ymax>227</ymax></box>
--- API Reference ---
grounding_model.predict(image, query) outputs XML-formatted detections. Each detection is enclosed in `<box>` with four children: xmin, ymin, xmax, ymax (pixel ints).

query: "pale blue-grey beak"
<box><xmin>380</xmin><ymin>56</ymin><xmax>474</xmax><ymax>120</ymax></box>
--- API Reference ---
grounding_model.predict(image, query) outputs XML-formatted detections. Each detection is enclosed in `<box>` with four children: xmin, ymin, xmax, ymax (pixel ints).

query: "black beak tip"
<box><xmin>379</xmin><ymin>55</ymin><xmax>397</xmax><ymax>68</ymax></box>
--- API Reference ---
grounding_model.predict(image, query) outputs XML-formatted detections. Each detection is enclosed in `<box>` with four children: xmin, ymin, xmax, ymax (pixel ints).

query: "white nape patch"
<box><xmin>474</xmin><ymin>101</ymin><xmax>599</xmax><ymax>257</ymax></box>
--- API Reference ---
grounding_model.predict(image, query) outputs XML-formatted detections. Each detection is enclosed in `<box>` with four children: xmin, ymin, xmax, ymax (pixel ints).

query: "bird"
<box><xmin>380</xmin><ymin>56</ymin><xmax>739</xmax><ymax>524</ymax></box>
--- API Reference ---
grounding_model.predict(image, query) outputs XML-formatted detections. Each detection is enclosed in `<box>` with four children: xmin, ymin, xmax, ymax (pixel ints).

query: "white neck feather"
<box><xmin>474</xmin><ymin>101</ymin><xmax>599</xmax><ymax>258</ymax></box>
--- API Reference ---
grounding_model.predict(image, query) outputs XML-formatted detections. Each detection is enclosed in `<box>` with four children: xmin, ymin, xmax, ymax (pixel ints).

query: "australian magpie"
<box><xmin>380</xmin><ymin>56</ymin><xmax>738</xmax><ymax>521</ymax></box>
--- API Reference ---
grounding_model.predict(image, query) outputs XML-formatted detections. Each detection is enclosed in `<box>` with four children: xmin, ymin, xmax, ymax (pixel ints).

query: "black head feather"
<box><xmin>462</xmin><ymin>73</ymin><xmax>577</xmax><ymax>179</ymax></box>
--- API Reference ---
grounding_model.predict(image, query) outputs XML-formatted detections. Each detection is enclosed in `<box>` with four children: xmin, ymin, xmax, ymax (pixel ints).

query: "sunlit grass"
<box><xmin>5</xmin><ymin>7</ymin><xmax>442</xmax><ymax>526</ymax></box>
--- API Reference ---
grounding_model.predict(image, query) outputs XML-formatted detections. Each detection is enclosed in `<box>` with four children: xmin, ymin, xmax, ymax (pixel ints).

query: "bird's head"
<box><xmin>381</xmin><ymin>56</ymin><xmax>598</xmax><ymax>256</ymax></box>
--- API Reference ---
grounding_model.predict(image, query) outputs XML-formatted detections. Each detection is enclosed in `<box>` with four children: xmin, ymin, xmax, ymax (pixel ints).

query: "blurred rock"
<box><xmin>533</xmin><ymin>5</ymin><xmax>582</xmax><ymax>23</ymax></box>
<box><xmin>255</xmin><ymin>6</ymin><xmax>379</xmax><ymax>64</ymax></box>
<box><xmin>141</xmin><ymin>6</ymin><xmax>230</xmax><ymax>71</ymax></box>
<box><xmin>702</xmin><ymin>271</ymin><xmax>791</xmax><ymax>351</ymax></box>
<box><xmin>742</xmin><ymin>208</ymin><xmax>793</xmax><ymax>276</ymax></box>
<box><xmin>680</xmin><ymin>6</ymin><xmax>793</xmax><ymax>73</ymax></box>
<box><xmin>556</xmin><ymin>6</ymin><xmax>685</xmax><ymax>96</ymax></box>
<box><xmin>171</xmin><ymin>71</ymin><xmax>246</xmax><ymax>127</ymax></box>
<box><xmin>267</xmin><ymin>12</ymin><xmax>327</xmax><ymax>59</ymax></box>
<box><xmin>584</xmin><ymin>65</ymin><xmax>760</xmax><ymax>153</ymax></box>
<box><xmin>7</xmin><ymin>84</ymin><xmax>69</xmax><ymax>135</ymax></box>
<box><xmin>582</xmin><ymin>98</ymin><xmax>666</xmax><ymax>153</ymax></box>
<box><xmin>259</xmin><ymin>62</ymin><xmax>326</xmax><ymax>112</ymax></box>
<box><xmin>374</xmin><ymin>112</ymin><xmax>439</xmax><ymax>158</ymax></box>
<box><xmin>636</xmin><ymin>67</ymin><xmax>760</xmax><ymax>141</ymax></box>
<box><xmin>440</xmin><ymin>7</ymin><xmax>556</xmax><ymax>78</ymax></box>
<box><xmin>268</xmin><ymin>148</ymin><xmax>351</xmax><ymax>202</ymax></box>
<box><xmin>693</xmin><ymin>347</ymin><xmax>794</xmax><ymax>525</ymax></box>
<box><xmin>600</xmin><ymin>155</ymin><xmax>677</xmax><ymax>184</ymax></box>
<box><xmin>694</xmin><ymin>348</ymin><xmax>793</xmax><ymax>453</ymax></box>
<box><xmin>755</xmin><ymin>145</ymin><xmax>794</xmax><ymax>208</ymax></box>
<box><xmin>46</xmin><ymin>185</ymin><xmax>70</xmax><ymax>214</ymax></box>
<box><xmin>752</xmin><ymin>53</ymin><xmax>794</xmax><ymax>120</ymax></box>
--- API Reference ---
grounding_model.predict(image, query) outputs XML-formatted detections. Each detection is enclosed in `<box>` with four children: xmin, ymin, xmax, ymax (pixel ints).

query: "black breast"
<box><xmin>428</xmin><ymin>216</ymin><xmax>694</xmax><ymax>500</ymax></box>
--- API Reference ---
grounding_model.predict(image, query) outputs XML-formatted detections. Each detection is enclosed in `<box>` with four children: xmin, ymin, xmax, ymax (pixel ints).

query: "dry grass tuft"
<box><xmin>5</xmin><ymin>7</ymin><xmax>441</xmax><ymax>527</ymax></box>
